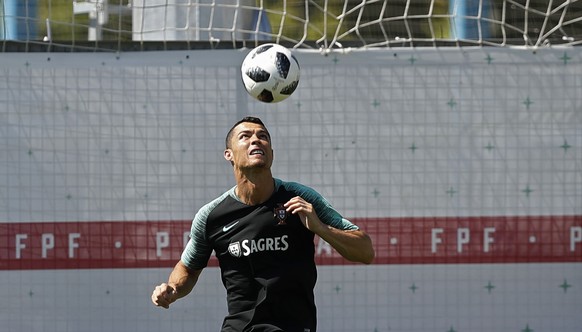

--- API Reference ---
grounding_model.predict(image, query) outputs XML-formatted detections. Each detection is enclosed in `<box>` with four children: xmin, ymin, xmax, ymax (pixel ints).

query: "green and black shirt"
<box><xmin>181</xmin><ymin>178</ymin><xmax>359</xmax><ymax>332</ymax></box>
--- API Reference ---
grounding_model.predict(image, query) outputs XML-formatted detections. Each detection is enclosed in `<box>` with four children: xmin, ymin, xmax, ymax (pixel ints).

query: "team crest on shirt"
<box><xmin>228</xmin><ymin>241</ymin><xmax>241</xmax><ymax>257</ymax></box>
<box><xmin>274</xmin><ymin>204</ymin><xmax>287</xmax><ymax>225</ymax></box>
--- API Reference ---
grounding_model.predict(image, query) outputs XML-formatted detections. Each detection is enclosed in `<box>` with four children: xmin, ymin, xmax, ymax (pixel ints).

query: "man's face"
<box><xmin>225</xmin><ymin>122</ymin><xmax>273</xmax><ymax>170</ymax></box>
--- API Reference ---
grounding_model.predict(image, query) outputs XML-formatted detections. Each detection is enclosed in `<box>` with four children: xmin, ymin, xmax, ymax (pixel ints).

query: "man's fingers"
<box><xmin>284</xmin><ymin>196</ymin><xmax>310</xmax><ymax>214</ymax></box>
<box><xmin>163</xmin><ymin>287</ymin><xmax>175</xmax><ymax>301</ymax></box>
<box><xmin>152</xmin><ymin>284</ymin><xmax>173</xmax><ymax>309</ymax></box>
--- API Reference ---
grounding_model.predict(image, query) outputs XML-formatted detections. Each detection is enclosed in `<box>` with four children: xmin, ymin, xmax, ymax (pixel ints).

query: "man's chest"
<box><xmin>206</xmin><ymin>193</ymin><xmax>314</xmax><ymax>261</ymax></box>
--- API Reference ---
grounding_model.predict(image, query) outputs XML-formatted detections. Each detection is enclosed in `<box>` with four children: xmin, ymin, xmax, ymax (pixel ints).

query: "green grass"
<box><xmin>39</xmin><ymin>0</ymin><xmax>87</xmax><ymax>41</ymax></box>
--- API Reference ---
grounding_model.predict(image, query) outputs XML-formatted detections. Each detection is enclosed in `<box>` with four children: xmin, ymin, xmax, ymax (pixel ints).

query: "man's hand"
<box><xmin>284</xmin><ymin>196</ymin><xmax>324</xmax><ymax>233</ymax></box>
<box><xmin>151</xmin><ymin>262</ymin><xmax>202</xmax><ymax>309</ymax></box>
<box><xmin>151</xmin><ymin>283</ymin><xmax>177</xmax><ymax>309</ymax></box>
<box><xmin>284</xmin><ymin>196</ymin><xmax>375</xmax><ymax>264</ymax></box>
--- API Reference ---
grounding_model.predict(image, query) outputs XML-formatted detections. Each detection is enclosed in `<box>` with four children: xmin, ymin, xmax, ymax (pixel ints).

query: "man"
<box><xmin>151</xmin><ymin>116</ymin><xmax>374</xmax><ymax>332</ymax></box>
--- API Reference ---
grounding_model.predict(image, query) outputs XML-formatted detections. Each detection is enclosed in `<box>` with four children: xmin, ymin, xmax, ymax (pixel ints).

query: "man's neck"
<box><xmin>234</xmin><ymin>169</ymin><xmax>275</xmax><ymax>206</ymax></box>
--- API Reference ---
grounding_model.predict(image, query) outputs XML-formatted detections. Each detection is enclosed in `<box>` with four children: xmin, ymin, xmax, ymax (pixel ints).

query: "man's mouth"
<box><xmin>250</xmin><ymin>149</ymin><xmax>264</xmax><ymax>155</ymax></box>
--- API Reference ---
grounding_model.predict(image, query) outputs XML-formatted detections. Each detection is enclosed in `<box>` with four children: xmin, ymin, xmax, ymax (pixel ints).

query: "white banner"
<box><xmin>0</xmin><ymin>48</ymin><xmax>580</xmax><ymax>331</ymax></box>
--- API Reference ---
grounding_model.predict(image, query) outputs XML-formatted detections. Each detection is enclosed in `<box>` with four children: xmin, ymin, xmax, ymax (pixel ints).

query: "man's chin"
<box><xmin>243</xmin><ymin>161</ymin><xmax>274</xmax><ymax>171</ymax></box>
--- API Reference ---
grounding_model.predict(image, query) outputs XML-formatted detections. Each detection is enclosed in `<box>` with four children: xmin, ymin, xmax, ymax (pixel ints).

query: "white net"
<box><xmin>1</xmin><ymin>0</ymin><xmax>582</xmax><ymax>52</ymax></box>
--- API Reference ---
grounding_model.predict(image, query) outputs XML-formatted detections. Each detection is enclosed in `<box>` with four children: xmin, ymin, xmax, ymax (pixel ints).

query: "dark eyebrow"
<box><xmin>256</xmin><ymin>129</ymin><xmax>269</xmax><ymax>136</ymax></box>
<box><xmin>237</xmin><ymin>129</ymin><xmax>269</xmax><ymax>137</ymax></box>
<box><xmin>237</xmin><ymin>129</ymin><xmax>252</xmax><ymax>136</ymax></box>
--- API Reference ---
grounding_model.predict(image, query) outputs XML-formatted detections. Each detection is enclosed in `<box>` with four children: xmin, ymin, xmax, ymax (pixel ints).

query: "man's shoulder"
<box><xmin>275</xmin><ymin>178</ymin><xmax>312</xmax><ymax>192</ymax></box>
<box><xmin>194</xmin><ymin>187</ymin><xmax>236</xmax><ymax>222</ymax></box>
<box><xmin>275</xmin><ymin>178</ymin><xmax>321</xmax><ymax>200</ymax></box>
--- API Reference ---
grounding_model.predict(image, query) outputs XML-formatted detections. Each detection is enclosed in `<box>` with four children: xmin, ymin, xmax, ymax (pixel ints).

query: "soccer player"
<box><xmin>151</xmin><ymin>116</ymin><xmax>374</xmax><ymax>331</ymax></box>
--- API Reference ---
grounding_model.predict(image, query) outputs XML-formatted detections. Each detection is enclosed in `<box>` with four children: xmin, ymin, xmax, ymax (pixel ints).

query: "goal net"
<box><xmin>1</xmin><ymin>0</ymin><xmax>582</xmax><ymax>51</ymax></box>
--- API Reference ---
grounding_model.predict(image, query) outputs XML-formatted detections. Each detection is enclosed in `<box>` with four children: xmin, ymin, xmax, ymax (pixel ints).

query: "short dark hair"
<box><xmin>225</xmin><ymin>116</ymin><xmax>271</xmax><ymax>149</ymax></box>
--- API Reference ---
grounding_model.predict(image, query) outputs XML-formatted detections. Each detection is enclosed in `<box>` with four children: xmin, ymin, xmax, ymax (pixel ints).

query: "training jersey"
<box><xmin>181</xmin><ymin>178</ymin><xmax>359</xmax><ymax>332</ymax></box>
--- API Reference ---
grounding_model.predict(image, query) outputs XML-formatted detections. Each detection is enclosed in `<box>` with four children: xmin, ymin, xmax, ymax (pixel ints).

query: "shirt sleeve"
<box><xmin>278</xmin><ymin>179</ymin><xmax>360</xmax><ymax>231</ymax></box>
<box><xmin>180</xmin><ymin>203</ymin><xmax>214</xmax><ymax>270</ymax></box>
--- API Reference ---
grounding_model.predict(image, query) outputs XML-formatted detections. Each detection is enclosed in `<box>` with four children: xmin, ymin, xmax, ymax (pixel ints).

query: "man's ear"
<box><xmin>224</xmin><ymin>149</ymin><xmax>233</xmax><ymax>162</ymax></box>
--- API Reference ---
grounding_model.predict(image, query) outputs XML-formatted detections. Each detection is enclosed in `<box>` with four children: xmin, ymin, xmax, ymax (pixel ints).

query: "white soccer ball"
<box><xmin>241</xmin><ymin>43</ymin><xmax>300</xmax><ymax>103</ymax></box>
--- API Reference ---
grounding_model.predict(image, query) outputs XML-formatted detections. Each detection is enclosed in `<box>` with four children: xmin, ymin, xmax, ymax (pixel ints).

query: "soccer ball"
<box><xmin>241</xmin><ymin>43</ymin><xmax>300</xmax><ymax>103</ymax></box>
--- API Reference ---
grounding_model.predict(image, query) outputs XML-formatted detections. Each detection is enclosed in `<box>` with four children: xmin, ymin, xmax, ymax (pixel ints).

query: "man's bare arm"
<box><xmin>313</xmin><ymin>227</ymin><xmax>374</xmax><ymax>264</ymax></box>
<box><xmin>151</xmin><ymin>261</ymin><xmax>202</xmax><ymax>309</ymax></box>
<box><xmin>284</xmin><ymin>196</ymin><xmax>375</xmax><ymax>264</ymax></box>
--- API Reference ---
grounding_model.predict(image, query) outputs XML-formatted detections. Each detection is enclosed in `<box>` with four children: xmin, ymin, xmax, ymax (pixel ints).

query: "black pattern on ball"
<box><xmin>253</xmin><ymin>44</ymin><xmax>273</xmax><ymax>59</ymax></box>
<box><xmin>246</xmin><ymin>67</ymin><xmax>270</xmax><ymax>82</ymax></box>
<box><xmin>257</xmin><ymin>90</ymin><xmax>274</xmax><ymax>102</ymax></box>
<box><xmin>241</xmin><ymin>43</ymin><xmax>300</xmax><ymax>103</ymax></box>
<box><xmin>280</xmin><ymin>81</ymin><xmax>298</xmax><ymax>95</ymax></box>
<box><xmin>275</xmin><ymin>52</ymin><xmax>291</xmax><ymax>79</ymax></box>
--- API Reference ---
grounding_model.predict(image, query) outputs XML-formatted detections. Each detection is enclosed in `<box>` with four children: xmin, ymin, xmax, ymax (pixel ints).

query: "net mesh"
<box><xmin>2</xmin><ymin>0</ymin><xmax>582</xmax><ymax>52</ymax></box>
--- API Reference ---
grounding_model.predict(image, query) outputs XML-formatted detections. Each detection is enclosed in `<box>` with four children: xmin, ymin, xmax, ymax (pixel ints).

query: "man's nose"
<box><xmin>250</xmin><ymin>134</ymin><xmax>261</xmax><ymax>144</ymax></box>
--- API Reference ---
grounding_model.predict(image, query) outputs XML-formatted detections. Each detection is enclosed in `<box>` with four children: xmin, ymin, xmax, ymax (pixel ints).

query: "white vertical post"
<box><xmin>73</xmin><ymin>0</ymin><xmax>130</xmax><ymax>41</ymax></box>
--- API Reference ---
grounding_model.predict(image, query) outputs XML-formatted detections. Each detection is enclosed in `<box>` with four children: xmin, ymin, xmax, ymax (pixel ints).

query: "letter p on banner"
<box><xmin>571</xmin><ymin>226</ymin><xmax>582</xmax><ymax>252</ymax></box>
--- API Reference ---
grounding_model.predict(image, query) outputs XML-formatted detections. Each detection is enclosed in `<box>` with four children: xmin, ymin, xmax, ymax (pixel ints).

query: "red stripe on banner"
<box><xmin>1</xmin><ymin>216</ymin><xmax>581</xmax><ymax>270</ymax></box>
<box><xmin>352</xmin><ymin>215</ymin><xmax>582</xmax><ymax>265</ymax></box>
